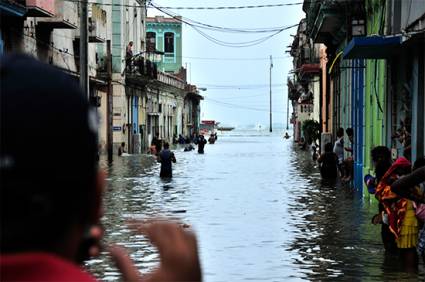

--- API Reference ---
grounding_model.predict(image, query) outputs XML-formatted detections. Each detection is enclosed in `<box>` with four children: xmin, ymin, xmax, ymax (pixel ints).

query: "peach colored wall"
<box><xmin>26</xmin><ymin>0</ymin><xmax>55</xmax><ymax>15</ymax></box>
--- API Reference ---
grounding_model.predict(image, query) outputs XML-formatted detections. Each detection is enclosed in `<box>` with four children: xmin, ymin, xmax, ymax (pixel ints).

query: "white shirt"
<box><xmin>333</xmin><ymin>137</ymin><xmax>344</xmax><ymax>164</ymax></box>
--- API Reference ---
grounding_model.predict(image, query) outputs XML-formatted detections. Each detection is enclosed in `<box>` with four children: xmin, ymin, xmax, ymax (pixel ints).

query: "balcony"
<box><xmin>37</xmin><ymin>0</ymin><xmax>78</xmax><ymax>29</ymax></box>
<box><xmin>300</xmin><ymin>63</ymin><xmax>321</xmax><ymax>77</ymax></box>
<box><xmin>157</xmin><ymin>71</ymin><xmax>185</xmax><ymax>90</ymax></box>
<box><xmin>26</xmin><ymin>0</ymin><xmax>54</xmax><ymax>17</ymax></box>
<box><xmin>126</xmin><ymin>56</ymin><xmax>158</xmax><ymax>87</ymax></box>
<box><xmin>75</xmin><ymin>4</ymin><xmax>106</xmax><ymax>42</ymax></box>
<box><xmin>88</xmin><ymin>4</ymin><xmax>106</xmax><ymax>42</ymax></box>
<box><xmin>309</xmin><ymin>4</ymin><xmax>343</xmax><ymax>43</ymax></box>
<box><xmin>304</xmin><ymin>0</ymin><xmax>364</xmax><ymax>45</ymax></box>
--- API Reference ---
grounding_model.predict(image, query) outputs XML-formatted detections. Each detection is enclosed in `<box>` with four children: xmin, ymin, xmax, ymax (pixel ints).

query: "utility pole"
<box><xmin>79</xmin><ymin>0</ymin><xmax>89</xmax><ymax>98</ymax></box>
<box><xmin>106</xmin><ymin>40</ymin><xmax>113</xmax><ymax>163</ymax></box>
<box><xmin>269</xmin><ymin>55</ymin><xmax>273</xmax><ymax>133</ymax></box>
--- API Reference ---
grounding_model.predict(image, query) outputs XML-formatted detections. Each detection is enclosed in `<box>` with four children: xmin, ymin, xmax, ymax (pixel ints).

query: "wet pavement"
<box><xmin>87</xmin><ymin>131</ymin><xmax>424</xmax><ymax>281</ymax></box>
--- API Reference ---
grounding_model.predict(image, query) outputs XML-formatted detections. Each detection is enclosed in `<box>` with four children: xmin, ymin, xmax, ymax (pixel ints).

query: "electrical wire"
<box><xmin>61</xmin><ymin>0</ymin><xmax>312</xmax><ymax>10</ymax></box>
<box><xmin>205</xmin><ymin>97</ymin><xmax>286</xmax><ymax>114</ymax></box>
<box><xmin>149</xmin><ymin>2</ymin><xmax>305</xmax><ymax>10</ymax></box>
<box><xmin>196</xmin><ymin>83</ymin><xmax>286</xmax><ymax>89</ymax></box>
<box><xmin>62</xmin><ymin>0</ymin><xmax>298</xmax><ymax>34</ymax></box>
<box><xmin>150</xmin><ymin>3</ymin><xmax>299</xmax><ymax>37</ymax></box>
<box><xmin>149</xmin><ymin>4</ymin><xmax>298</xmax><ymax>47</ymax></box>
<box><xmin>211</xmin><ymin>93</ymin><xmax>268</xmax><ymax>100</ymax></box>
<box><xmin>181</xmin><ymin>55</ymin><xmax>290</xmax><ymax>61</ymax></box>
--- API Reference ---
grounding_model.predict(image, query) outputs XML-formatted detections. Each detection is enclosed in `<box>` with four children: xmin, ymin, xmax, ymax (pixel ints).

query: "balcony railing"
<box><xmin>157</xmin><ymin>71</ymin><xmax>185</xmax><ymax>90</ymax></box>
<box><xmin>126</xmin><ymin>55</ymin><xmax>158</xmax><ymax>80</ymax></box>
<box><xmin>127</xmin><ymin>55</ymin><xmax>185</xmax><ymax>89</ymax></box>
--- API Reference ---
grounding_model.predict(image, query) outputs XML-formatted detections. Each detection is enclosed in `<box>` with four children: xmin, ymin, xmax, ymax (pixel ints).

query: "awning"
<box><xmin>343</xmin><ymin>35</ymin><xmax>402</xmax><ymax>59</ymax></box>
<box><xmin>300</xmin><ymin>64</ymin><xmax>321</xmax><ymax>75</ymax></box>
<box><xmin>186</xmin><ymin>92</ymin><xmax>204</xmax><ymax>100</ymax></box>
<box><xmin>0</xmin><ymin>1</ymin><xmax>26</xmax><ymax>17</ymax></box>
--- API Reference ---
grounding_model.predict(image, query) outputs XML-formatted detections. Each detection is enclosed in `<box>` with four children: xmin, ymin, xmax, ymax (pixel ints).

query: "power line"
<box><xmin>149</xmin><ymin>1</ymin><xmax>304</xmax><ymax>10</ymax></box>
<box><xmin>205</xmin><ymin>97</ymin><xmax>286</xmax><ymax>113</ymax></box>
<box><xmin>149</xmin><ymin>3</ymin><xmax>298</xmax><ymax>47</ymax></box>
<box><xmin>150</xmin><ymin>3</ymin><xmax>299</xmax><ymax>35</ymax></box>
<box><xmin>181</xmin><ymin>56</ymin><xmax>290</xmax><ymax>61</ymax></box>
<box><xmin>197</xmin><ymin>83</ymin><xmax>286</xmax><ymax>89</ymax></box>
<box><xmin>62</xmin><ymin>0</ymin><xmax>298</xmax><ymax>34</ymax></box>
<box><xmin>211</xmin><ymin>93</ymin><xmax>268</xmax><ymax>100</ymax></box>
<box><xmin>62</xmin><ymin>0</ymin><xmax>309</xmax><ymax>10</ymax></box>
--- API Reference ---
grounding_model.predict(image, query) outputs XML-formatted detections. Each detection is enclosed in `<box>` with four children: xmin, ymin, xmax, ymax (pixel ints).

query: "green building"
<box><xmin>146</xmin><ymin>16</ymin><xmax>182</xmax><ymax>74</ymax></box>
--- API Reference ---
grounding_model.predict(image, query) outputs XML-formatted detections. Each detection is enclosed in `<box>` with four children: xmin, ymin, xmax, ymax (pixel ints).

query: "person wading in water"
<box><xmin>158</xmin><ymin>142</ymin><xmax>176</xmax><ymax>178</ymax></box>
<box><xmin>317</xmin><ymin>142</ymin><xmax>338</xmax><ymax>179</ymax></box>
<box><xmin>197</xmin><ymin>135</ymin><xmax>207</xmax><ymax>154</ymax></box>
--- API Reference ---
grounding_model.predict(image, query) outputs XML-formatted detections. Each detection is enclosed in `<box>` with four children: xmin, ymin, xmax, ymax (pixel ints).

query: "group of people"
<box><xmin>153</xmin><ymin>132</ymin><xmax>215</xmax><ymax>179</ymax></box>
<box><xmin>1</xmin><ymin>54</ymin><xmax>202</xmax><ymax>281</ymax></box>
<box><xmin>317</xmin><ymin>128</ymin><xmax>425</xmax><ymax>270</ymax></box>
<box><xmin>317</xmin><ymin>127</ymin><xmax>354</xmax><ymax>181</ymax></box>
<box><xmin>367</xmin><ymin>148</ymin><xmax>425</xmax><ymax>271</ymax></box>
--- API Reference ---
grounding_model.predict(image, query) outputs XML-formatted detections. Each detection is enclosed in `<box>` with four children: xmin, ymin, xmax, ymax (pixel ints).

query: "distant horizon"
<box><xmin>149</xmin><ymin>1</ymin><xmax>304</xmax><ymax>126</ymax></box>
<box><xmin>213</xmin><ymin>121</ymin><xmax>292</xmax><ymax>130</ymax></box>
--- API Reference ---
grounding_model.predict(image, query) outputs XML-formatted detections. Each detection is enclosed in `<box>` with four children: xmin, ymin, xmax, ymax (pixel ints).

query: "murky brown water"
<box><xmin>86</xmin><ymin>131</ymin><xmax>424</xmax><ymax>281</ymax></box>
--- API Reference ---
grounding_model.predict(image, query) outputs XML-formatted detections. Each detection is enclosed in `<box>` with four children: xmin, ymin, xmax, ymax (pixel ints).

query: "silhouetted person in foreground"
<box><xmin>0</xmin><ymin>54</ymin><xmax>201</xmax><ymax>282</ymax></box>
<box><xmin>158</xmin><ymin>142</ymin><xmax>176</xmax><ymax>178</ymax></box>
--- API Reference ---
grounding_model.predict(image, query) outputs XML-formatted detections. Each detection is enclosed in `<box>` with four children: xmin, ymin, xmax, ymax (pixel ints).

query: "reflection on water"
<box><xmin>87</xmin><ymin>131</ymin><xmax>424</xmax><ymax>281</ymax></box>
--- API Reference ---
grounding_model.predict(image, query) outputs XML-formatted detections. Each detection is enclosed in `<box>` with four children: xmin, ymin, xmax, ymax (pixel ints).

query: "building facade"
<box><xmin>290</xmin><ymin>0</ymin><xmax>424</xmax><ymax>194</ymax></box>
<box><xmin>1</xmin><ymin>2</ymin><xmax>203</xmax><ymax>158</ymax></box>
<box><xmin>146</xmin><ymin>16</ymin><xmax>183</xmax><ymax>74</ymax></box>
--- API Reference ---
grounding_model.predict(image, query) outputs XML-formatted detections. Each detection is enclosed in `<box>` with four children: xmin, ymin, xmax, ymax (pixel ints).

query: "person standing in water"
<box><xmin>197</xmin><ymin>135</ymin><xmax>207</xmax><ymax>154</ymax></box>
<box><xmin>158</xmin><ymin>142</ymin><xmax>176</xmax><ymax>178</ymax></box>
<box><xmin>317</xmin><ymin>143</ymin><xmax>338</xmax><ymax>179</ymax></box>
<box><xmin>118</xmin><ymin>142</ymin><xmax>126</xmax><ymax>156</ymax></box>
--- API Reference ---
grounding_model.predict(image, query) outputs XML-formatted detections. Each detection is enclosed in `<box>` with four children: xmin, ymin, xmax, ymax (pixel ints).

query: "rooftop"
<box><xmin>146</xmin><ymin>16</ymin><xmax>182</xmax><ymax>24</ymax></box>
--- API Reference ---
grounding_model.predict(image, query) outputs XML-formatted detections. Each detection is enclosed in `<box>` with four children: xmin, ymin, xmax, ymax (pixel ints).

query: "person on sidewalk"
<box><xmin>333</xmin><ymin>127</ymin><xmax>345</xmax><ymax>178</ymax></box>
<box><xmin>158</xmin><ymin>142</ymin><xmax>176</xmax><ymax>178</ymax></box>
<box><xmin>0</xmin><ymin>54</ymin><xmax>201</xmax><ymax>282</ymax></box>
<box><xmin>197</xmin><ymin>135</ymin><xmax>207</xmax><ymax>154</ymax></box>
<box><xmin>342</xmin><ymin>128</ymin><xmax>354</xmax><ymax>182</ymax></box>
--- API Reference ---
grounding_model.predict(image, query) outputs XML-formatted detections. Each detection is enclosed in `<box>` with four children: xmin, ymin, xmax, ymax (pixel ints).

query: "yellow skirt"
<box><xmin>396</xmin><ymin>200</ymin><xmax>419</xmax><ymax>249</ymax></box>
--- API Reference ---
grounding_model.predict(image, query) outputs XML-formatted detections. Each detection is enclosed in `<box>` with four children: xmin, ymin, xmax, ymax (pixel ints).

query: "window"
<box><xmin>146</xmin><ymin>32</ymin><xmax>156</xmax><ymax>52</ymax></box>
<box><xmin>164</xmin><ymin>32</ymin><xmax>174</xmax><ymax>53</ymax></box>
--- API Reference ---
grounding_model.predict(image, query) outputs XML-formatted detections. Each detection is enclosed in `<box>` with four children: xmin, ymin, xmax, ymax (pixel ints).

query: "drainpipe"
<box><xmin>127</xmin><ymin>95</ymin><xmax>131</xmax><ymax>153</ymax></box>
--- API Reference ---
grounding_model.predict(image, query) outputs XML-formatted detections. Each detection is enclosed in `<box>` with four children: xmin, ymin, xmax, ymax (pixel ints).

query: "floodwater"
<box><xmin>87</xmin><ymin>131</ymin><xmax>424</xmax><ymax>281</ymax></box>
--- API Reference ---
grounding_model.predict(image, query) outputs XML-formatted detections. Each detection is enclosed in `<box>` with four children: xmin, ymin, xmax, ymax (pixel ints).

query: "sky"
<box><xmin>148</xmin><ymin>1</ymin><xmax>305</xmax><ymax>129</ymax></box>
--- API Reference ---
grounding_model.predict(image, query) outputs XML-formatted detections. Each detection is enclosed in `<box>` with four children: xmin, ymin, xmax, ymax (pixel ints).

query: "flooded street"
<box><xmin>88</xmin><ymin>131</ymin><xmax>424</xmax><ymax>281</ymax></box>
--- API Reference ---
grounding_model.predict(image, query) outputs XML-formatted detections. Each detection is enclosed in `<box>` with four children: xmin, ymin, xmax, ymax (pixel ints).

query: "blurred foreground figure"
<box><xmin>0</xmin><ymin>54</ymin><xmax>201</xmax><ymax>282</ymax></box>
